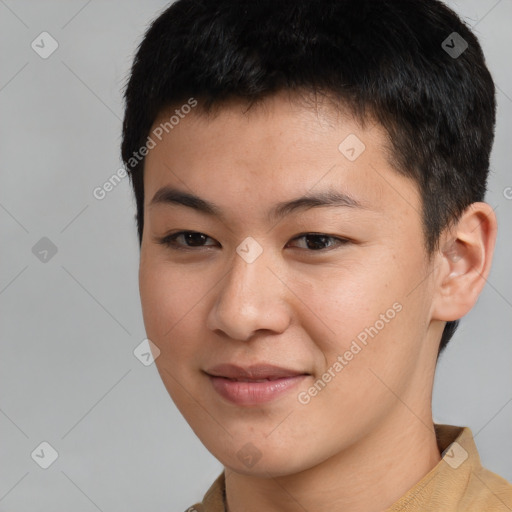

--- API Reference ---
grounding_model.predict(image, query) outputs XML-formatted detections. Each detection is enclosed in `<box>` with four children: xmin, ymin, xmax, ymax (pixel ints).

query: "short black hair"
<box><xmin>121</xmin><ymin>0</ymin><xmax>496</xmax><ymax>356</ymax></box>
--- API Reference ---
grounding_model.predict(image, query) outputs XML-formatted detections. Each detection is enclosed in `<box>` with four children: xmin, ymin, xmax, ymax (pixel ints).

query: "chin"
<box><xmin>206</xmin><ymin>439</ymin><xmax>315</xmax><ymax>478</ymax></box>
<box><xmin>225</xmin><ymin>458</ymin><xmax>305</xmax><ymax>478</ymax></box>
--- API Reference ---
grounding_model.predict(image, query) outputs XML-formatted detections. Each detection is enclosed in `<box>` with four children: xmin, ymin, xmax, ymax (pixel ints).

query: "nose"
<box><xmin>206</xmin><ymin>244</ymin><xmax>292</xmax><ymax>341</ymax></box>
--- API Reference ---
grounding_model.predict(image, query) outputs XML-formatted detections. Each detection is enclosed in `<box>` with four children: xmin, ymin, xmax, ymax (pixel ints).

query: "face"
<box><xmin>139</xmin><ymin>92</ymin><xmax>440</xmax><ymax>477</ymax></box>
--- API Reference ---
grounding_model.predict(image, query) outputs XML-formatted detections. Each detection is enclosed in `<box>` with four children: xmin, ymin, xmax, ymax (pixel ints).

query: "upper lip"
<box><xmin>205</xmin><ymin>363</ymin><xmax>308</xmax><ymax>381</ymax></box>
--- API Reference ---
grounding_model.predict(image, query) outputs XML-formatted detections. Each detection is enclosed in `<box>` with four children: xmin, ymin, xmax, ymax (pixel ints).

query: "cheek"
<box><xmin>138</xmin><ymin>259</ymin><xmax>212</xmax><ymax>413</ymax></box>
<box><xmin>290</xmin><ymin>258</ymin><xmax>401</xmax><ymax>344</ymax></box>
<box><xmin>320</xmin><ymin>256</ymin><xmax>429</xmax><ymax>385</ymax></box>
<box><xmin>138</xmin><ymin>257</ymin><xmax>210</xmax><ymax>355</ymax></box>
<box><xmin>292</xmin><ymin>250</ymin><xmax>427</xmax><ymax>379</ymax></box>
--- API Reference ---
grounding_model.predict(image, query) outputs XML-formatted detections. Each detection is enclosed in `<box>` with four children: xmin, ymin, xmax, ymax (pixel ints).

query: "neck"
<box><xmin>225</xmin><ymin>410</ymin><xmax>442</xmax><ymax>512</ymax></box>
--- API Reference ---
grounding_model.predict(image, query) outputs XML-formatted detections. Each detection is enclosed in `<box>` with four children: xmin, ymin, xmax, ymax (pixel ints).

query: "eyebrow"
<box><xmin>149</xmin><ymin>186</ymin><xmax>365</xmax><ymax>222</ymax></box>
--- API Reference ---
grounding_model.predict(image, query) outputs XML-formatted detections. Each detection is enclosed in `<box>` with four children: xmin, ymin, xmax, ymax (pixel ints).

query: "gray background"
<box><xmin>0</xmin><ymin>1</ymin><xmax>511</xmax><ymax>510</ymax></box>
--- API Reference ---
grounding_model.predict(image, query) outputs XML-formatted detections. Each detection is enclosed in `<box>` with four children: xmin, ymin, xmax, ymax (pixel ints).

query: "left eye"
<box><xmin>287</xmin><ymin>233</ymin><xmax>349</xmax><ymax>251</ymax></box>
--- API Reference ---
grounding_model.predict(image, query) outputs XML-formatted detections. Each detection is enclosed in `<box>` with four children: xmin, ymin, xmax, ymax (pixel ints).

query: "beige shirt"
<box><xmin>187</xmin><ymin>424</ymin><xmax>512</xmax><ymax>511</ymax></box>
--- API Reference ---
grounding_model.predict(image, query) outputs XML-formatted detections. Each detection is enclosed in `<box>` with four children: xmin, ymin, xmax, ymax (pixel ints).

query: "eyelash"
<box><xmin>157</xmin><ymin>231</ymin><xmax>350</xmax><ymax>252</ymax></box>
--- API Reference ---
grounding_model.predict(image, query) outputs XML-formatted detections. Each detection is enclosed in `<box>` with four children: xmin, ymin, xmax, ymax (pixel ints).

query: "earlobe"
<box><xmin>431</xmin><ymin>202</ymin><xmax>497</xmax><ymax>322</ymax></box>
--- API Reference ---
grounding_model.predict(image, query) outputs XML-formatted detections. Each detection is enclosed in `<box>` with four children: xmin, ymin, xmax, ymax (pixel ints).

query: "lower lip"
<box><xmin>208</xmin><ymin>375</ymin><xmax>308</xmax><ymax>405</ymax></box>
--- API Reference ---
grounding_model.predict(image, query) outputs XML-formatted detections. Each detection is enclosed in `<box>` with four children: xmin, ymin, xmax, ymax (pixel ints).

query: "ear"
<box><xmin>431</xmin><ymin>202</ymin><xmax>497</xmax><ymax>322</ymax></box>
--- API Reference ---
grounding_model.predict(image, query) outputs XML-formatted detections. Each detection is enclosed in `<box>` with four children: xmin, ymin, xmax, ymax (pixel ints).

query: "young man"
<box><xmin>121</xmin><ymin>0</ymin><xmax>512</xmax><ymax>510</ymax></box>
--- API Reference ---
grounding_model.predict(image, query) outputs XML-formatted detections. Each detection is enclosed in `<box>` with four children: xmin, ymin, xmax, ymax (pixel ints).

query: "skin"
<box><xmin>139</xmin><ymin>90</ymin><xmax>496</xmax><ymax>512</ymax></box>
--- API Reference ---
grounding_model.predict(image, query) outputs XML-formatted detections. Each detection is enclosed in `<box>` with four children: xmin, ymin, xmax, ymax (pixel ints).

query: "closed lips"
<box><xmin>224</xmin><ymin>377</ymin><xmax>287</xmax><ymax>382</ymax></box>
<box><xmin>205</xmin><ymin>363</ymin><xmax>309</xmax><ymax>381</ymax></box>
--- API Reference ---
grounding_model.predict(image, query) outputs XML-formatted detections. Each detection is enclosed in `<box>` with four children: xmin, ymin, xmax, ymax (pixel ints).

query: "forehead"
<box><xmin>143</xmin><ymin>92</ymin><xmax>421</xmax><ymax>224</ymax></box>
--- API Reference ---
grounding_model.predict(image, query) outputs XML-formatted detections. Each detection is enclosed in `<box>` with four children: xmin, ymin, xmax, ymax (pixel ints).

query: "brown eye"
<box><xmin>287</xmin><ymin>233</ymin><xmax>349</xmax><ymax>251</ymax></box>
<box><xmin>159</xmin><ymin>231</ymin><xmax>219</xmax><ymax>249</ymax></box>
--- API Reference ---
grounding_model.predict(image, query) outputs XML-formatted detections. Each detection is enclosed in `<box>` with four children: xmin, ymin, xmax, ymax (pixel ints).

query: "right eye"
<box><xmin>157</xmin><ymin>231</ymin><xmax>220</xmax><ymax>250</ymax></box>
